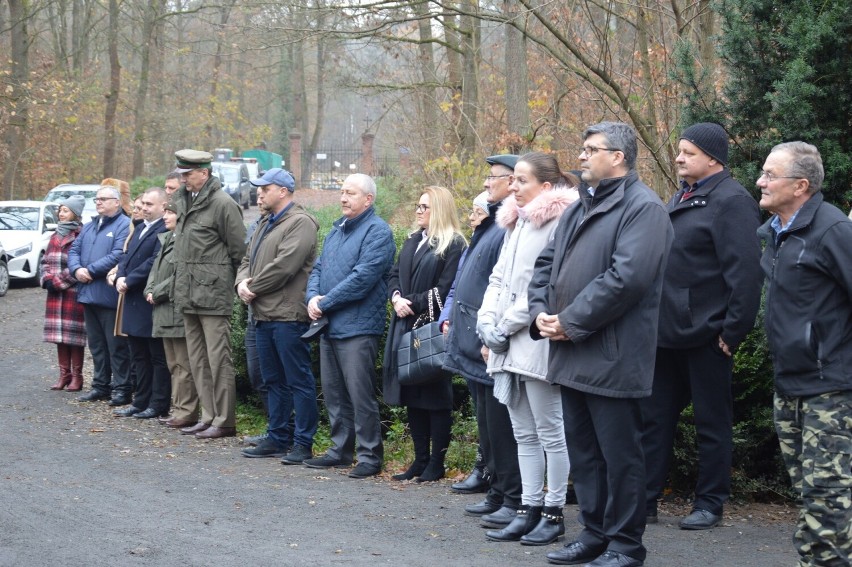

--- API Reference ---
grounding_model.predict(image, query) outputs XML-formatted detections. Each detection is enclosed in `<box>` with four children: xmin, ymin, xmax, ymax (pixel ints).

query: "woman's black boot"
<box><xmin>392</xmin><ymin>434</ymin><xmax>429</xmax><ymax>481</ymax></box>
<box><xmin>485</xmin><ymin>505</ymin><xmax>542</xmax><ymax>542</ymax></box>
<box><xmin>520</xmin><ymin>505</ymin><xmax>564</xmax><ymax>546</ymax></box>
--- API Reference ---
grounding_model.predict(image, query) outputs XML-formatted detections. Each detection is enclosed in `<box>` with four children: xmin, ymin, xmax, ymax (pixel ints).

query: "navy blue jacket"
<box><xmin>306</xmin><ymin>207</ymin><xmax>396</xmax><ymax>339</ymax></box>
<box><xmin>68</xmin><ymin>212</ymin><xmax>131</xmax><ymax>308</ymax></box>
<box><xmin>759</xmin><ymin>193</ymin><xmax>852</xmax><ymax>397</ymax></box>
<box><xmin>443</xmin><ymin>201</ymin><xmax>506</xmax><ymax>385</ymax></box>
<box><xmin>117</xmin><ymin>219</ymin><xmax>167</xmax><ymax>337</ymax></box>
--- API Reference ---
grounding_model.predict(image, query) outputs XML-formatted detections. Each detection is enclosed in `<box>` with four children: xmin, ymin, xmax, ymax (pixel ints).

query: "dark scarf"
<box><xmin>56</xmin><ymin>220</ymin><xmax>81</xmax><ymax>237</ymax></box>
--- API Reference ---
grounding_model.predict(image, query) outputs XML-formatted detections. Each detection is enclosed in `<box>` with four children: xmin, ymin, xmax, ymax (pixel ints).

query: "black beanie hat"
<box><xmin>680</xmin><ymin>122</ymin><xmax>728</xmax><ymax>165</ymax></box>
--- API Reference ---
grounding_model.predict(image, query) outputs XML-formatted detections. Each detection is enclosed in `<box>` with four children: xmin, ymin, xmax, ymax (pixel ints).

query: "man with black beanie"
<box><xmin>640</xmin><ymin>122</ymin><xmax>763</xmax><ymax>529</ymax></box>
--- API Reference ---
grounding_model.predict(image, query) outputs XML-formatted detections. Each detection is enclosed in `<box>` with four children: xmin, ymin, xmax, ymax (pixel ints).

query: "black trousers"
<box><xmin>473</xmin><ymin>381</ymin><xmax>521</xmax><ymax>508</ymax></box>
<box><xmin>562</xmin><ymin>386</ymin><xmax>646</xmax><ymax>562</ymax></box>
<box><xmin>640</xmin><ymin>343</ymin><xmax>734</xmax><ymax>515</ymax></box>
<box><xmin>127</xmin><ymin>335</ymin><xmax>171</xmax><ymax>414</ymax></box>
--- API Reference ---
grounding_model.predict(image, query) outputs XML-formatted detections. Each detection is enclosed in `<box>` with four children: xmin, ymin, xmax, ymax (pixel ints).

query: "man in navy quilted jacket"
<box><xmin>305</xmin><ymin>173</ymin><xmax>396</xmax><ymax>479</ymax></box>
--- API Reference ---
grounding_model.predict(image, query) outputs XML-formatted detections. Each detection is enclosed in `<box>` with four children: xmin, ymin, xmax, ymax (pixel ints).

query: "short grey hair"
<box><xmin>583</xmin><ymin>121</ymin><xmax>638</xmax><ymax>170</ymax></box>
<box><xmin>771</xmin><ymin>141</ymin><xmax>824</xmax><ymax>195</ymax></box>
<box><xmin>346</xmin><ymin>173</ymin><xmax>377</xmax><ymax>198</ymax></box>
<box><xmin>97</xmin><ymin>186</ymin><xmax>121</xmax><ymax>199</ymax></box>
<box><xmin>144</xmin><ymin>187</ymin><xmax>167</xmax><ymax>201</ymax></box>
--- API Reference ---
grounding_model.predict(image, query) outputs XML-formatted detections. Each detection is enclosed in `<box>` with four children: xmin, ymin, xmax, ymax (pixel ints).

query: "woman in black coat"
<box><xmin>384</xmin><ymin>186</ymin><xmax>466</xmax><ymax>482</ymax></box>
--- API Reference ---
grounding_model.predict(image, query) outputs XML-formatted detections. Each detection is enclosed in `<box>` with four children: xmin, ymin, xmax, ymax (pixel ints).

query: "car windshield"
<box><xmin>45</xmin><ymin>189</ymin><xmax>98</xmax><ymax>202</ymax></box>
<box><xmin>0</xmin><ymin>207</ymin><xmax>39</xmax><ymax>230</ymax></box>
<box><xmin>217</xmin><ymin>167</ymin><xmax>240</xmax><ymax>183</ymax></box>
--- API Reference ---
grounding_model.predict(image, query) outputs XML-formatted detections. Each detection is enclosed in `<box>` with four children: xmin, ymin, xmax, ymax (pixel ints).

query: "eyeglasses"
<box><xmin>580</xmin><ymin>146</ymin><xmax>620</xmax><ymax>156</ymax></box>
<box><xmin>93</xmin><ymin>197</ymin><xmax>118</xmax><ymax>203</ymax></box>
<box><xmin>759</xmin><ymin>171</ymin><xmax>800</xmax><ymax>183</ymax></box>
<box><xmin>485</xmin><ymin>174</ymin><xmax>513</xmax><ymax>181</ymax></box>
<box><xmin>414</xmin><ymin>204</ymin><xmax>430</xmax><ymax>213</ymax></box>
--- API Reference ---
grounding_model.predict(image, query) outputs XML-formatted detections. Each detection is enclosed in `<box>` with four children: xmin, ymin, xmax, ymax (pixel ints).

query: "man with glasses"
<box><xmin>171</xmin><ymin>149</ymin><xmax>246</xmax><ymax>439</ymax></box>
<box><xmin>640</xmin><ymin>123</ymin><xmax>762</xmax><ymax>530</ymax></box>
<box><xmin>530</xmin><ymin>122</ymin><xmax>672</xmax><ymax>567</ymax></box>
<box><xmin>70</xmin><ymin>186</ymin><xmax>132</xmax><ymax>404</ymax></box>
<box><xmin>757</xmin><ymin>141</ymin><xmax>852</xmax><ymax>567</ymax></box>
<box><xmin>442</xmin><ymin>155</ymin><xmax>523</xmax><ymax>529</ymax></box>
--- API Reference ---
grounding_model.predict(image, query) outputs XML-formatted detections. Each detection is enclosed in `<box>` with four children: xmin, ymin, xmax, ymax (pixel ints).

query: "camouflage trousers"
<box><xmin>774</xmin><ymin>391</ymin><xmax>852</xmax><ymax>567</ymax></box>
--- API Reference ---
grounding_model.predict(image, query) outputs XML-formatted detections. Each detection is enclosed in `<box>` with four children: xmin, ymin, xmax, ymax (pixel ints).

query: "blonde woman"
<box><xmin>384</xmin><ymin>186</ymin><xmax>466</xmax><ymax>482</ymax></box>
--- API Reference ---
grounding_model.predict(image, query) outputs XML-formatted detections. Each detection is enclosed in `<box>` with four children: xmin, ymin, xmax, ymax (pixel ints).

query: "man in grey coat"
<box><xmin>529</xmin><ymin>122</ymin><xmax>672</xmax><ymax>567</ymax></box>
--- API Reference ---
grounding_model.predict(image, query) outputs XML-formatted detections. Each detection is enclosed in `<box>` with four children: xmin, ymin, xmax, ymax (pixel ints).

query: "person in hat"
<box><xmin>144</xmin><ymin>199</ymin><xmax>199</xmax><ymax>429</ymax></box>
<box><xmin>41</xmin><ymin>195</ymin><xmax>87</xmax><ymax>391</ymax></box>
<box><xmin>640</xmin><ymin>122</ymin><xmax>762</xmax><ymax>530</ymax></box>
<box><xmin>237</xmin><ymin>169</ymin><xmax>320</xmax><ymax>464</ymax></box>
<box><xmin>441</xmin><ymin>155</ymin><xmax>523</xmax><ymax>530</ymax></box>
<box><xmin>171</xmin><ymin>149</ymin><xmax>246</xmax><ymax>439</ymax></box>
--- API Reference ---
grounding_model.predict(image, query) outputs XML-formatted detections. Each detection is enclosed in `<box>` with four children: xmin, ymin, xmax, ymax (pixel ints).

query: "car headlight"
<box><xmin>9</xmin><ymin>243</ymin><xmax>32</xmax><ymax>257</ymax></box>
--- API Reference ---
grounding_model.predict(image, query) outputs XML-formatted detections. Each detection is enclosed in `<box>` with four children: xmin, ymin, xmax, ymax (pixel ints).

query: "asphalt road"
<box><xmin>0</xmin><ymin>285</ymin><xmax>798</xmax><ymax>566</ymax></box>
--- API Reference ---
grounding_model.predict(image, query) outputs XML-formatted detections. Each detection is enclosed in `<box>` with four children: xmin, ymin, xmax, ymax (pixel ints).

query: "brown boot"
<box><xmin>51</xmin><ymin>344</ymin><xmax>73</xmax><ymax>390</ymax></box>
<box><xmin>67</xmin><ymin>345</ymin><xmax>85</xmax><ymax>392</ymax></box>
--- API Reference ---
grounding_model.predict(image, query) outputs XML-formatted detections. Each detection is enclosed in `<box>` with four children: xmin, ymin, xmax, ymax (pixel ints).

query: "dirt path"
<box><xmin>0</xmin><ymin>286</ymin><xmax>798</xmax><ymax>566</ymax></box>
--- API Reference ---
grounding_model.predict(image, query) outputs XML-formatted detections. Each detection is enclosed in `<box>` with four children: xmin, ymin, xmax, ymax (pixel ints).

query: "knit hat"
<box><xmin>59</xmin><ymin>195</ymin><xmax>86</xmax><ymax>220</ymax></box>
<box><xmin>472</xmin><ymin>191</ymin><xmax>490</xmax><ymax>213</ymax></box>
<box><xmin>680</xmin><ymin>123</ymin><xmax>729</xmax><ymax>165</ymax></box>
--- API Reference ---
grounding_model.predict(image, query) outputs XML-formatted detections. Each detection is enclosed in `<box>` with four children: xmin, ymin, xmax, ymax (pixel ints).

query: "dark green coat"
<box><xmin>144</xmin><ymin>231</ymin><xmax>184</xmax><ymax>338</ymax></box>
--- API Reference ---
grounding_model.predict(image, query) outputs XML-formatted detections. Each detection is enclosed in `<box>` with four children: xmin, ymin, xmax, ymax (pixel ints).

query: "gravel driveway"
<box><xmin>0</xmin><ymin>285</ymin><xmax>798</xmax><ymax>567</ymax></box>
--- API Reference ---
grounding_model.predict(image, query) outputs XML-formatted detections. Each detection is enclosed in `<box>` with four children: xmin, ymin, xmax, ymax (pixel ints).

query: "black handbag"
<box><xmin>397</xmin><ymin>287</ymin><xmax>447</xmax><ymax>386</ymax></box>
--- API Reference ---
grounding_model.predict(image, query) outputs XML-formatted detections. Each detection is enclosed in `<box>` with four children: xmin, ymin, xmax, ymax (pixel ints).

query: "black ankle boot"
<box><xmin>485</xmin><ymin>505</ymin><xmax>542</xmax><ymax>542</ymax></box>
<box><xmin>391</xmin><ymin>459</ymin><xmax>428</xmax><ymax>481</ymax></box>
<box><xmin>520</xmin><ymin>505</ymin><xmax>564</xmax><ymax>546</ymax></box>
<box><xmin>415</xmin><ymin>457</ymin><xmax>445</xmax><ymax>482</ymax></box>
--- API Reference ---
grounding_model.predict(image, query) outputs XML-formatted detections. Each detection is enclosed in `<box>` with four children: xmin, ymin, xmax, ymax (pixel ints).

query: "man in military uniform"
<box><xmin>758</xmin><ymin>141</ymin><xmax>852</xmax><ymax>567</ymax></box>
<box><xmin>171</xmin><ymin>149</ymin><xmax>246</xmax><ymax>439</ymax></box>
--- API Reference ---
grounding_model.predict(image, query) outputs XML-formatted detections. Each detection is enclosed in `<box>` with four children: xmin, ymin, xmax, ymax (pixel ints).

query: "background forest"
<box><xmin>2</xmin><ymin>0</ymin><xmax>851</xmax><ymax>500</ymax></box>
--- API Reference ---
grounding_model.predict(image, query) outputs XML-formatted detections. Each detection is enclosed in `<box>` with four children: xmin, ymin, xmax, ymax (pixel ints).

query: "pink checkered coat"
<box><xmin>41</xmin><ymin>228</ymin><xmax>86</xmax><ymax>346</ymax></box>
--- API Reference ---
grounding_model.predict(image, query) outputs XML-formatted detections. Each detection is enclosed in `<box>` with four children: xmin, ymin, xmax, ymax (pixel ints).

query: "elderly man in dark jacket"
<box><xmin>442</xmin><ymin>154</ymin><xmax>523</xmax><ymax>529</ymax></box>
<box><xmin>640</xmin><ymin>123</ymin><xmax>762</xmax><ymax>530</ymax></box>
<box><xmin>172</xmin><ymin>149</ymin><xmax>247</xmax><ymax>440</ymax></box>
<box><xmin>304</xmin><ymin>173</ymin><xmax>396</xmax><ymax>479</ymax></box>
<box><xmin>757</xmin><ymin>141</ymin><xmax>852</xmax><ymax>567</ymax></box>
<box><xmin>530</xmin><ymin>122</ymin><xmax>672</xmax><ymax>567</ymax></box>
<box><xmin>69</xmin><ymin>185</ymin><xmax>132</xmax><ymax>405</ymax></box>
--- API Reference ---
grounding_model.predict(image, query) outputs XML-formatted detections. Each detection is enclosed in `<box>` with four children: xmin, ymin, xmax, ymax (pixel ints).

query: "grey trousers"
<box><xmin>319</xmin><ymin>335</ymin><xmax>383</xmax><ymax>466</ymax></box>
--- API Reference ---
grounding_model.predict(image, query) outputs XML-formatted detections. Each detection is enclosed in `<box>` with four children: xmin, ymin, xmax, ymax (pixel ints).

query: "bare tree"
<box><xmin>102</xmin><ymin>0</ymin><xmax>120</xmax><ymax>179</ymax></box>
<box><xmin>2</xmin><ymin>0</ymin><xmax>31</xmax><ymax>199</ymax></box>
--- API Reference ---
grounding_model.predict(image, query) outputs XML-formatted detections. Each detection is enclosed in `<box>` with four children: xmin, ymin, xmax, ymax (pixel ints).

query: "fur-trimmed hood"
<box><xmin>497</xmin><ymin>188</ymin><xmax>579</xmax><ymax>230</ymax></box>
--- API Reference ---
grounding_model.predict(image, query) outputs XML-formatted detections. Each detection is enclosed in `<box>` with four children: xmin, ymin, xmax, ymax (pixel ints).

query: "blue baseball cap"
<box><xmin>250</xmin><ymin>168</ymin><xmax>296</xmax><ymax>191</ymax></box>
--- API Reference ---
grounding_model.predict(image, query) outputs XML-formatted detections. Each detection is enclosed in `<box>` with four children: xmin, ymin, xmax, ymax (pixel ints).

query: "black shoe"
<box><xmin>451</xmin><ymin>469</ymin><xmax>489</xmax><ymax>494</ymax></box>
<box><xmin>303</xmin><ymin>453</ymin><xmax>353</xmax><ymax>469</ymax></box>
<box><xmin>585</xmin><ymin>550</ymin><xmax>643</xmax><ymax>567</ymax></box>
<box><xmin>134</xmin><ymin>408</ymin><xmax>167</xmax><ymax>419</ymax></box>
<box><xmin>679</xmin><ymin>508</ymin><xmax>721</xmax><ymax>530</ymax></box>
<box><xmin>77</xmin><ymin>390</ymin><xmax>109</xmax><ymax>402</ymax></box>
<box><xmin>281</xmin><ymin>444</ymin><xmax>313</xmax><ymax>465</ymax></box>
<box><xmin>415</xmin><ymin>460</ymin><xmax>445</xmax><ymax>483</ymax></box>
<box><xmin>486</xmin><ymin>505</ymin><xmax>541</xmax><ymax>542</ymax></box>
<box><xmin>521</xmin><ymin>505</ymin><xmax>565</xmax><ymax>546</ymax></box>
<box><xmin>108</xmin><ymin>395</ymin><xmax>131</xmax><ymax>407</ymax></box>
<box><xmin>242</xmin><ymin>439</ymin><xmax>290</xmax><ymax>458</ymax></box>
<box><xmin>464</xmin><ymin>499</ymin><xmax>501</xmax><ymax>517</ymax></box>
<box><xmin>480</xmin><ymin>506</ymin><xmax>517</xmax><ymax>528</ymax></box>
<box><xmin>391</xmin><ymin>458</ymin><xmax>428</xmax><ymax>481</ymax></box>
<box><xmin>113</xmin><ymin>406</ymin><xmax>143</xmax><ymax>417</ymax></box>
<box><xmin>546</xmin><ymin>541</ymin><xmax>605</xmax><ymax>565</ymax></box>
<box><xmin>348</xmin><ymin>463</ymin><xmax>381</xmax><ymax>478</ymax></box>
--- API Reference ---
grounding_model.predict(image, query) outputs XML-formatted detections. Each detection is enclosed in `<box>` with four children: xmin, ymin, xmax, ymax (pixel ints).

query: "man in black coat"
<box><xmin>640</xmin><ymin>123</ymin><xmax>762</xmax><ymax>530</ymax></box>
<box><xmin>531</xmin><ymin>122</ymin><xmax>672</xmax><ymax>567</ymax></box>
<box><xmin>113</xmin><ymin>188</ymin><xmax>171</xmax><ymax>419</ymax></box>
<box><xmin>441</xmin><ymin>154</ymin><xmax>523</xmax><ymax>529</ymax></box>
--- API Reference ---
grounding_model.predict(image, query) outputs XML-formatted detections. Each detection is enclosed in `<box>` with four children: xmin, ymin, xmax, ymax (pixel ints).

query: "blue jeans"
<box><xmin>256</xmin><ymin>320</ymin><xmax>317</xmax><ymax>449</ymax></box>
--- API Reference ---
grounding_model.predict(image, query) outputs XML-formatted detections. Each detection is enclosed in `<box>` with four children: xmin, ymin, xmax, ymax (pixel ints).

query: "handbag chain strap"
<box><xmin>413</xmin><ymin>287</ymin><xmax>443</xmax><ymax>330</ymax></box>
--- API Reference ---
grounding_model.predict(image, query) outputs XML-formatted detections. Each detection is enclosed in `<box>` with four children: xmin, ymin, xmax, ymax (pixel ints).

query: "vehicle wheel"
<box><xmin>0</xmin><ymin>260</ymin><xmax>9</xmax><ymax>297</ymax></box>
<box><xmin>30</xmin><ymin>253</ymin><xmax>44</xmax><ymax>286</ymax></box>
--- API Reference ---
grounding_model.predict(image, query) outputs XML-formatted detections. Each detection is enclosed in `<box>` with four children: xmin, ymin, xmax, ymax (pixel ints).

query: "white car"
<box><xmin>44</xmin><ymin>184</ymin><xmax>100</xmax><ymax>223</ymax></box>
<box><xmin>0</xmin><ymin>201</ymin><xmax>59</xmax><ymax>283</ymax></box>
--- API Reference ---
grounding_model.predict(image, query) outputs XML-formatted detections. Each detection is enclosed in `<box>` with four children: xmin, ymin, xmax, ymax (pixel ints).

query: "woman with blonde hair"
<box><xmin>384</xmin><ymin>186</ymin><xmax>466</xmax><ymax>482</ymax></box>
<box><xmin>478</xmin><ymin>151</ymin><xmax>579</xmax><ymax>545</ymax></box>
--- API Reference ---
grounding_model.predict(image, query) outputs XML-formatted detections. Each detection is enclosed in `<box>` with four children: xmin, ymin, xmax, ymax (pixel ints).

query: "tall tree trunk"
<box><xmin>3</xmin><ymin>0</ymin><xmax>31</xmax><ymax>200</ymax></box>
<box><xmin>504</xmin><ymin>1</ymin><xmax>530</xmax><ymax>153</ymax></box>
<box><xmin>131</xmin><ymin>1</ymin><xmax>158</xmax><ymax>177</ymax></box>
<box><xmin>413</xmin><ymin>0</ymin><xmax>440</xmax><ymax>158</ymax></box>
<box><xmin>441</xmin><ymin>6</ymin><xmax>462</xmax><ymax>147</ymax></box>
<box><xmin>206</xmin><ymin>0</ymin><xmax>235</xmax><ymax>146</ymax></box>
<box><xmin>102</xmin><ymin>0</ymin><xmax>120</xmax><ymax>179</ymax></box>
<box><xmin>457</xmin><ymin>4</ymin><xmax>480</xmax><ymax>158</ymax></box>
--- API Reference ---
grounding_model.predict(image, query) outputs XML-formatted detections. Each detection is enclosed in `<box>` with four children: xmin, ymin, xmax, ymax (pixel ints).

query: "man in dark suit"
<box><xmin>113</xmin><ymin>188</ymin><xmax>171</xmax><ymax>419</ymax></box>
